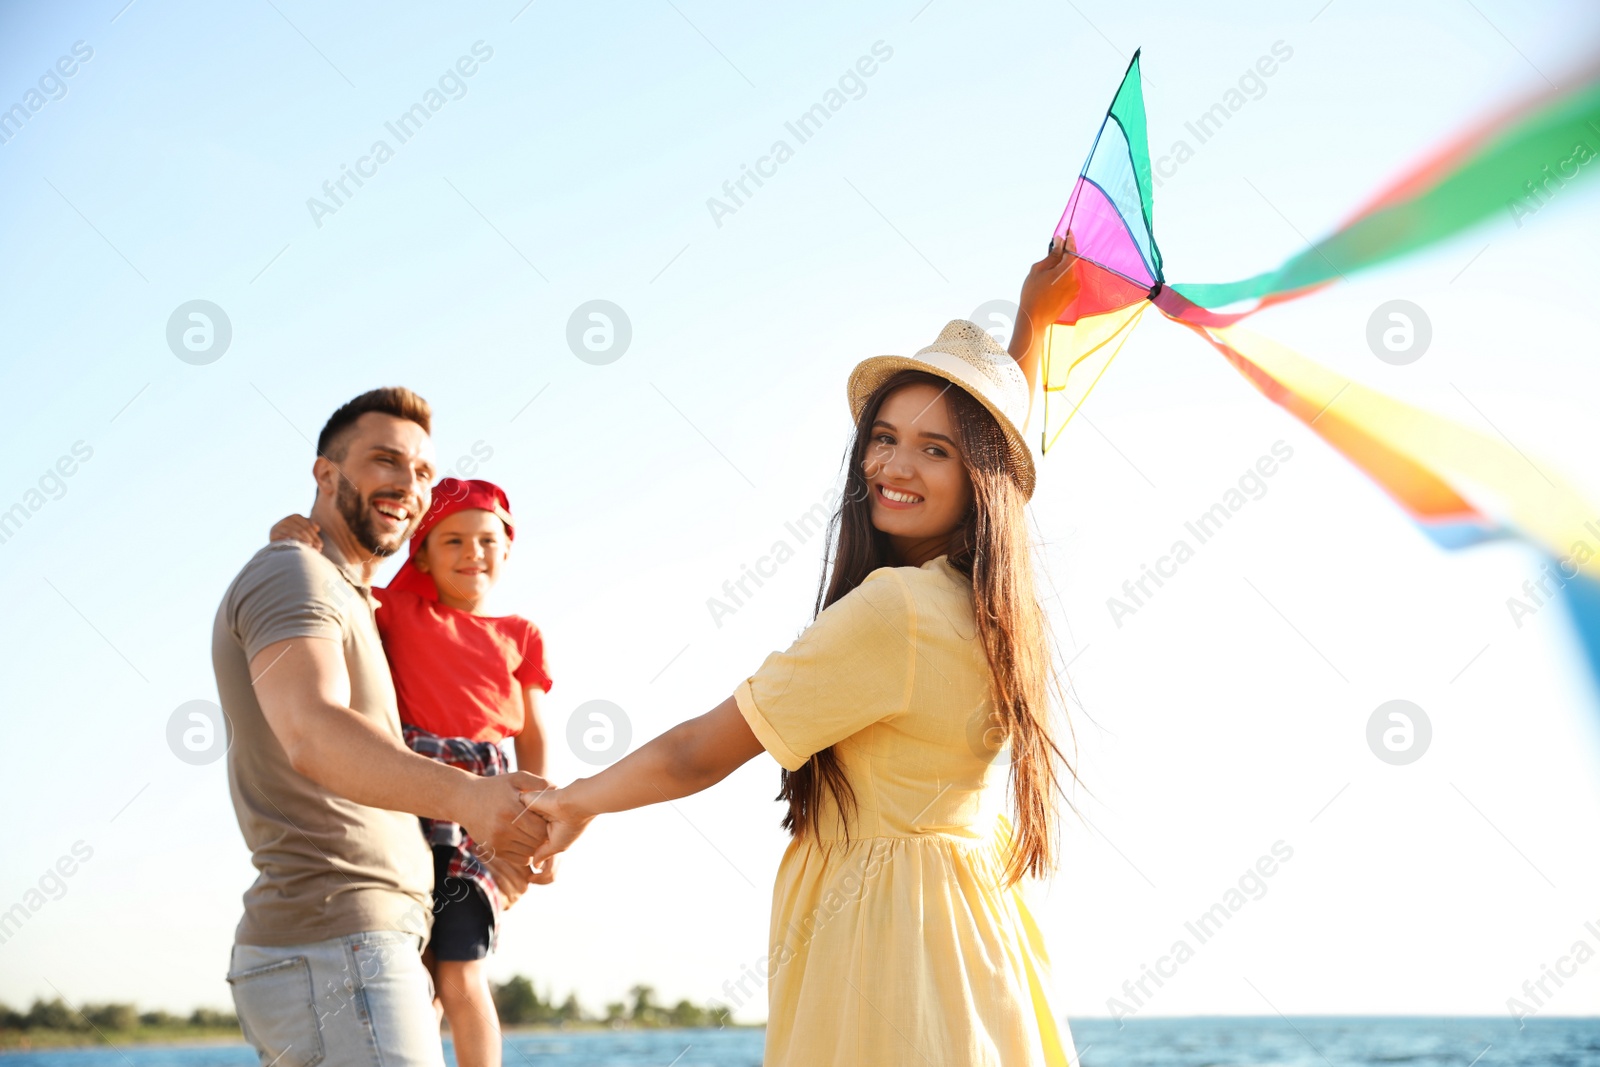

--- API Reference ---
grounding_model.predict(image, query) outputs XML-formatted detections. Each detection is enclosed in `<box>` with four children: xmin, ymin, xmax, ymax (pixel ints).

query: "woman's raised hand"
<box><xmin>519</xmin><ymin>785</ymin><xmax>594</xmax><ymax>867</ymax></box>
<box><xmin>1007</xmin><ymin>233</ymin><xmax>1082</xmax><ymax>393</ymax></box>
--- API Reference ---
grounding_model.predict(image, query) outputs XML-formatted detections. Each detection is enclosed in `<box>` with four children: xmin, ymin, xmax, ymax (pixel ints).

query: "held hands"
<box><xmin>269</xmin><ymin>514</ymin><xmax>323</xmax><ymax>550</ymax></box>
<box><xmin>464</xmin><ymin>774</ymin><xmax>565</xmax><ymax>901</ymax></box>
<box><xmin>518</xmin><ymin>784</ymin><xmax>593</xmax><ymax>868</ymax></box>
<box><xmin>456</xmin><ymin>770</ymin><xmax>552</xmax><ymax>870</ymax></box>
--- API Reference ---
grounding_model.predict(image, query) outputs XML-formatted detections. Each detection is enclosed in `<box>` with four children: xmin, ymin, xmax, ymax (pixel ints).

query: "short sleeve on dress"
<box><xmin>229</xmin><ymin>542</ymin><xmax>347</xmax><ymax>661</ymax></box>
<box><xmin>734</xmin><ymin>568</ymin><xmax>916</xmax><ymax>771</ymax></box>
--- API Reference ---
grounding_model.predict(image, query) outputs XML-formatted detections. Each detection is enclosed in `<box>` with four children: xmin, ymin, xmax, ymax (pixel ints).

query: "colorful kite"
<box><xmin>1044</xmin><ymin>50</ymin><xmax>1600</xmax><ymax>688</ymax></box>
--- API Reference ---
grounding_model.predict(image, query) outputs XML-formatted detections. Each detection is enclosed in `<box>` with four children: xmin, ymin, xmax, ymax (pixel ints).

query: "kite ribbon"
<box><xmin>1172</xmin><ymin>62</ymin><xmax>1600</xmax><ymax>312</ymax></box>
<box><xmin>1043</xmin><ymin>50</ymin><xmax>1600</xmax><ymax>690</ymax></box>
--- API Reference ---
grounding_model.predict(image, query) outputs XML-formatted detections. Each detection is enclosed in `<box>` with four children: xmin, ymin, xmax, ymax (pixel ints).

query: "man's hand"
<box><xmin>454</xmin><ymin>771</ymin><xmax>549</xmax><ymax>865</ymax></box>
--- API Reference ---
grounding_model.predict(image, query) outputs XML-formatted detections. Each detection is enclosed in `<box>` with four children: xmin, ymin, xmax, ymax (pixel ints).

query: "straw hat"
<box><xmin>847</xmin><ymin>319</ymin><xmax>1037</xmax><ymax>499</ymax></box>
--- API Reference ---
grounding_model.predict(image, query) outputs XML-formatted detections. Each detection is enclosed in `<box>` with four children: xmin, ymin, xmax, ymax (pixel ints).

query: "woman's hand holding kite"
<box><xmin>1008</xmin><ymin>232</ymin><xmax>1079</xmax><ymax>399</ymax></box>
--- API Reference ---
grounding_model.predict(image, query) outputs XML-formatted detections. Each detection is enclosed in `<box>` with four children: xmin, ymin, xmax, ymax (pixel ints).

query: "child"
<box><xmin>271</xmin><ymin>477</ymin><xmax>550</xmax><ymax>1067</ymax></box>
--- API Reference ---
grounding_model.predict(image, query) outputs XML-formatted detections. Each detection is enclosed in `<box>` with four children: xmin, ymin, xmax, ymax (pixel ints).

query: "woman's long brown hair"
<box><xmin>778</xmin><ymin>369</ymin><xmax>1076</xmax><ymax>886</ymax></box>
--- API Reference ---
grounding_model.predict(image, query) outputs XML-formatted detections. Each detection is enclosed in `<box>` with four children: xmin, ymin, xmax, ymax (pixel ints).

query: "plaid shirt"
<box><xmin>402</xmin><ymin>724</ymin><xmax>509</xmax><ymax>948</ymax></box>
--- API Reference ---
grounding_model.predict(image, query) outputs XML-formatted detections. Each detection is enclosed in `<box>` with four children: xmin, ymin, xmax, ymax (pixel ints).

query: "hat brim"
<box><xmin>847</xmin><ymin>354</ymin><xmax>1037</xmax><ymax>500</ymax></box>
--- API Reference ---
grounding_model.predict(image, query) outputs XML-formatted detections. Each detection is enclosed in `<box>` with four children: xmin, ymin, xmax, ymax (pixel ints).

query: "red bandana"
<box><xmin>385</xmin><ymin>478</ymin><xmax>515</xmax><ymax>601</ymax></box>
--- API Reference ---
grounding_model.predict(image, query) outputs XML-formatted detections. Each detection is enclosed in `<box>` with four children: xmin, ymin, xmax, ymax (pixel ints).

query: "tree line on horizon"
<box><xmin>1</xmin><ymin>978</ymin><xmax>740</xmax><ymax>1042</ymax></box>
<box><xmin>1</xmin><ymin>999</ymin><xmax>237</xmax><ymax>1037</ymax></box>
<box><xmin>491</xmin><ymin>977</ymin><xmax>737</xmax><ymax>1029</ymax></box>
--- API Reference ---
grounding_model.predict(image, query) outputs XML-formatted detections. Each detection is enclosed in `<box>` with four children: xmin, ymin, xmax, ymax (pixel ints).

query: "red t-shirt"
<box><xmin>373</xmin><ymin>587</ymin><xmax>553</xmax><ymax>743</ymax></box>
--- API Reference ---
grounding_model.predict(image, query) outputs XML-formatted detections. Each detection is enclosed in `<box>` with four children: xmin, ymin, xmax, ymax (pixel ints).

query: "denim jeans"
<box><xmin>228</xmin><ymin>931</ymin><xmax>444</xmax><ymax>1067</ymax></box>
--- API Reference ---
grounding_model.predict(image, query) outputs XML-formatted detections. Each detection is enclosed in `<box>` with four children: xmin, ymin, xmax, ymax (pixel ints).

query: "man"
<box><xmin>212</xmin><ymin>387</ymin><xmax>546</xmax><ymax>1067</ymax></box>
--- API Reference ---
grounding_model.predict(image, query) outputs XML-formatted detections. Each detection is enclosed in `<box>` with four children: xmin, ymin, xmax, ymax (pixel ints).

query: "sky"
<box><xmin>2</xmin><ymin>0</ymin><xmax>1600</xmax><ymax>1030</ymax></box>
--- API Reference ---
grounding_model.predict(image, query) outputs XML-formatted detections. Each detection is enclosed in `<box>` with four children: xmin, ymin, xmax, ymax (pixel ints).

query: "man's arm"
<box><xmin>249</xmin><ymin>635</ymin><xmax>548</xmax><ymax>862</ymax></box>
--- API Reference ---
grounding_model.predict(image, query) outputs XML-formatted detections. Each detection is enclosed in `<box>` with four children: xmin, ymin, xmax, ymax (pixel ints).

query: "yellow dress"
<box><xmin>735</xmin><ymin>556</ymin><xmax>1078</xmax><ymax>1066</ymax></box>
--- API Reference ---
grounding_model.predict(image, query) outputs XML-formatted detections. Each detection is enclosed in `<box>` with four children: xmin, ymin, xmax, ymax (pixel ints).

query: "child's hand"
<box><xmin>269</xmin><ymin>514</ymin><xmax>322</xmax><ymax>549</ymax></box>
<box><xmin>529</xmin><ymin>855</ymin><xmax>558</xmax><ymax>886</ymax></box>
<box><xmin>482</xmin><ymin>851</ymin><xmax>533</xmax><ymax>907</ymax></box>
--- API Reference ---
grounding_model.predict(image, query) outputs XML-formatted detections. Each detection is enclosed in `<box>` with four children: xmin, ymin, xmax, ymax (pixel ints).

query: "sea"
<box><xmin>2</xmin><ymin>1017</ymin><xmax>1596</xmax><ymax>1066</ymax></box>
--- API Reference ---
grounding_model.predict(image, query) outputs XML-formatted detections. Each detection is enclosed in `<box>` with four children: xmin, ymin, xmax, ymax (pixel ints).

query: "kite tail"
<box><xmin>1168</xmin><ymin>314</ymin><xmax>1600</xmax><ymax>688</ymax></box>
<box><xmin>1170</xmin><ymin>64</ymin><xmax>1600</xmax><ymax>313</ymax></box>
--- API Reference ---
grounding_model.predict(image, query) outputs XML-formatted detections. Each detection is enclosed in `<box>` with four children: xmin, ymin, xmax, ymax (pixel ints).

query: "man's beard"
<box><xmin>335</xmin><ymin>480</ymin><xmax>416</xmax><ymax>557</ymax></box>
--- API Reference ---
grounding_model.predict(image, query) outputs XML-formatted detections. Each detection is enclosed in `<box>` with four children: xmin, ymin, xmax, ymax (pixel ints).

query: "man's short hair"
<box><xmin>316</xmin><ymin>387</ymin><xmax>432</xmax><ymax>461</ymax></box>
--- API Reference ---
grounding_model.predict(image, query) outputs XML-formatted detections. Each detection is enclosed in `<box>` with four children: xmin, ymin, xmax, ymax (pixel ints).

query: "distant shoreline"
<box><xmin>0</xmin><ymin>1022</ymin><xmax>768</xmax><ymax>1054</ymax></box>
<box><xmin>0</xmin><ymin>1026</ymin><xmax>244</xmax><ymax>1053</ymax></box>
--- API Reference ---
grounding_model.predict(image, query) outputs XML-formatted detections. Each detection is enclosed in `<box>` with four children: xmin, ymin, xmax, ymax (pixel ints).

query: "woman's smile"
<box><xmin>875</xmin><ymin>483</ymin><xmax>924</xmax><ymax>509</ymax></box>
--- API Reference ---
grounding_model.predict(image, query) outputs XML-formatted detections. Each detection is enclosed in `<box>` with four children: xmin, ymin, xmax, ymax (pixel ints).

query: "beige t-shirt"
<box><xmin>212</xmin><ymin>540</ymin><xmax>432</xmax><ymax>947</ymax></box>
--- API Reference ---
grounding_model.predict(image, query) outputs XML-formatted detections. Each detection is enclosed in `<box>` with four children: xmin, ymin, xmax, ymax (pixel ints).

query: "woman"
<box><xmin>525</xmin><ymin>241</ymin><xmax>1084</xmax><ymax>1064</ymax></box>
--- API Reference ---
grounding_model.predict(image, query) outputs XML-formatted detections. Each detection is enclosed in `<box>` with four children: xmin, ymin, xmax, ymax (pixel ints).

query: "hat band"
<box><xmin>900</xmin><ymin>350</ymin><xmax>1029</xmax><ymax>436</ymax></box>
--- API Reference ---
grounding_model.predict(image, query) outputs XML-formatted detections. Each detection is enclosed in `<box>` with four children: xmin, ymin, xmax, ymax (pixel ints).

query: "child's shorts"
<box><xmin>429</xmin><ymin>846</ymin><xmax>494</xmax><ymax>962</ymax></box>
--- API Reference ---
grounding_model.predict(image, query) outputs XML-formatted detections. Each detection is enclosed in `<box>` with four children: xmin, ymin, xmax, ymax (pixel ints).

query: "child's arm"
<box><xmin>512</xmin><ymin>686</ymin><xmax>547</xmax><ymax>778</ymax></box>
<box><xmin>268</xmin><ymin>514</ymin><xmax>323</xmax><ymax>549</ymax></box>
<box><xmin>508</xmin><ymin>686</ymin><xmax>552</xmax><ymax>886</ymax></box>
